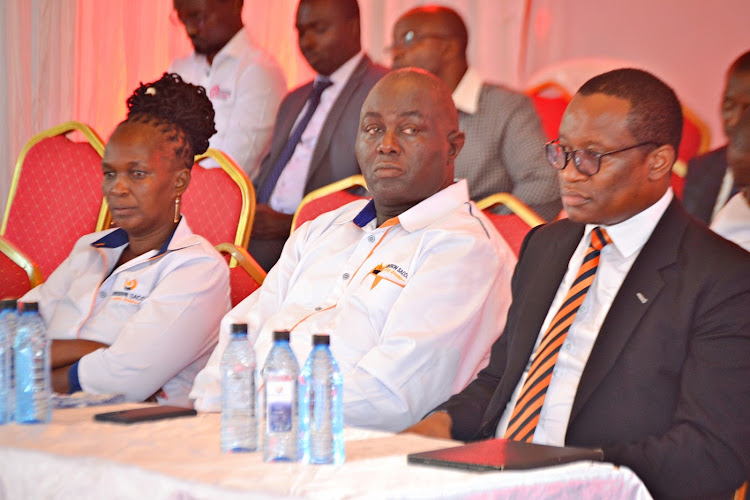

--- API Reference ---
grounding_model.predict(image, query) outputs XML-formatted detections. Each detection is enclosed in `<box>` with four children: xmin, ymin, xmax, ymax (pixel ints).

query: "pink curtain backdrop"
<box><xmin>2</xmin><ymin>0</ymin><xmax>750</xmax><ymax>219</ymax></box>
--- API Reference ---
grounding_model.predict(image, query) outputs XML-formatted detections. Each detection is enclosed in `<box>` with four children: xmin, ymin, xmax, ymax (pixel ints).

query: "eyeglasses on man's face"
<box><xmin>387</xmin><ymin>30</ymin><xmax>456</xmax><ymax>52</ymax></box>
<box><xmin>545</xmin><ymin>139</ymin><xmax>658</xmax><ymax>176</ymax></box>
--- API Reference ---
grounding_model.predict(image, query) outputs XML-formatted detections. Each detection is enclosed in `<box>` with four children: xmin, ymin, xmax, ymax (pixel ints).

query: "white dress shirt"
<box><xmin>191</xmin><ymin>180</ymin><xmax>516</xmax><ymax>431</ymax></box>
<box><xmin>22</xmin><ymin>218</ymin><xmax>231</xmax><ymax>407</ymax></box>
<box><xmin>452</xmin><ymin>66</ymin><xmax>483</xmax><ymax>114</ymax></box>
<box><xmin>496</xmin><ymin>188</ymin><xmax>674</xmax><ymax>444</ymax></box>
<box><xmin>268</xmin><ymin>52</ymin><xmax>365</xmax><ymax>215</ymax></box>
<box><xmin>170</xmin><ymin>27</ymin><xmax>286</xmax><ymax>180</ymax></box>
<box><xmin>711</xmin><ymin>192</ymin><xmax>750</xmax><ymax>252</ymax></box>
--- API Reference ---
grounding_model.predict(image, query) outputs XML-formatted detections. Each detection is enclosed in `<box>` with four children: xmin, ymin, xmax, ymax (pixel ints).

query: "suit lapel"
<box><xmin>306</xmin><ymin>55</ymin><xmax>371</xmax><ymax>184</ymax></box>
<box><xmin>481</xmin><ymin>221</ymin><xmax>584</xmax><ymax>434</ymax></box>
<box><xmin>570</xmin><ymin>199</ymin><xmax>686</xmax><ymax>422</ymax></box>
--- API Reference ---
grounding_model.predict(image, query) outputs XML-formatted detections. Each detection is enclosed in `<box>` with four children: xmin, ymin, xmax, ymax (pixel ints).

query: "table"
<box><xmin>0</xmin><ymin>404</ymin><xmax>653</xmax><ymax>499</ymax></box>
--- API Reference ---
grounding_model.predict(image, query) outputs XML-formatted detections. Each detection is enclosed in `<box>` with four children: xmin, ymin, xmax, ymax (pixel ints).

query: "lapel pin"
<box><xmin>636</xmin><ymin>292</ymin><xmax>648</xmax><ymax>304</ymax></box>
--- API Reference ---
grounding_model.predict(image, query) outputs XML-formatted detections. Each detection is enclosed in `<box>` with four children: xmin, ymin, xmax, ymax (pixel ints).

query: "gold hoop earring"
<box><xmin>174</xmin><ymin>196</ymin><xmax>181</xmax><ymax>223</ymax></box>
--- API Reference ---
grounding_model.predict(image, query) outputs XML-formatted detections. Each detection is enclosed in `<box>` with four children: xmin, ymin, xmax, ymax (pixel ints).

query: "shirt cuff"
<box><xmin>68</xmin><ymin>361</ymin><xmax>82</xmax><ymax>394</ymax></box>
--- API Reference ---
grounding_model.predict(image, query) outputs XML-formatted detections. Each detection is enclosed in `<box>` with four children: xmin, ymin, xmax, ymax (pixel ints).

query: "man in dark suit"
<box><xmin>249</xmin><ymin>0</ymin><xmax>387</xmax><ymax>270</ymax></box>
<box><xmin>405</xmin><ymin>68</ymin><xmax>750</xmax><ymax>499</ymax></box>
<box><xmin>683</xmin><ymin>50</ymin><xmax>750</xmax><ymax>224</ymax></box>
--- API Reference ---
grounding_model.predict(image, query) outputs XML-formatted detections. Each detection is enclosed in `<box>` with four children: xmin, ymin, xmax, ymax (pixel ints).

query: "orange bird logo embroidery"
<box><xmin>124</xmin><ymin>279</ymin><xmax>137</xmax><ymax>291</ymax></box>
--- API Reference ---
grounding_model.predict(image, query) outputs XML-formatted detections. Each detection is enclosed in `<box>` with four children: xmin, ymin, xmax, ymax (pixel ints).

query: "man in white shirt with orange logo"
<box><xmin>191</xmin><ymin>69</ymin><xmax>516</xmax><ymax>432</ymax></box>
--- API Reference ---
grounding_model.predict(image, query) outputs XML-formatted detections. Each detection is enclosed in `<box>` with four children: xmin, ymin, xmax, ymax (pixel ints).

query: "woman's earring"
<box><xmin>174</xmin><ymin>196</ymin><xmax>181</xmax><ymax>223</ymax></box>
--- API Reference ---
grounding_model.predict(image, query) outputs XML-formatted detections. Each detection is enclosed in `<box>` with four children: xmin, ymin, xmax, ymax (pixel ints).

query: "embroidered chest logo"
<box><xmin>111</xmin><ymin>278</ymin><xmax>147</xmax><ymax>303</ymax></box>
<box><xmin>209</xmin><ymin>85</ymin><xmax>231</xmax><ymax>100</ymax></box>
<box><xmin>367</xmin><ymin>263</ymin><xmax>408</xmax><ymax>290</ymax></box>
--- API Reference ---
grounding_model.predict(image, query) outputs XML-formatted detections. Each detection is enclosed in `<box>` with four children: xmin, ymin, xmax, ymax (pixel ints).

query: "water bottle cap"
<box><xmin>0</xmin><ymin>298</ymin><xmax>18</xmax><ymax>311</ymax></box>
<box><xmin>231</xmin><ymin>323</ymin><xmax>248</xmax><ymax>334</ymax></box>
<box><xmin>20</xmin><ymin>302</ymin><xmax>39</xmax><ymax>312</ymax></box>
<box><xmin>273</xmin><ymin>330</ymin><xmax>290</xmax><ymax>342</ymax></box>
<box><xmin>312</xmin><ymin>334</ymin><xmax>330</xmax><ymax>346</ymax></box>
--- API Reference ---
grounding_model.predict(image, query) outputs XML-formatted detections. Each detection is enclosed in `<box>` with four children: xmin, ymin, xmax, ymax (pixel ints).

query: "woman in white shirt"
<box><xmin>22</xmin><ymin>74</ymin><xmax>231</xmax><ymax>406</ymax></box>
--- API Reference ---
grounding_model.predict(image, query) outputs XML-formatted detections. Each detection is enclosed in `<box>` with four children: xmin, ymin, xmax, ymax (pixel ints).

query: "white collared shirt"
<box><xmin>169</xmin><ymin>27</ymin><xmax>286</xmax><ymax>180</ymax></box>
<box><xmin>711</xmin><ymin>192</ymin><xmax>750</xmax><ymax>252</ymax></box>
<box><xmin>22</xmin><ymin>218</ymin><xmax>231</xmax><ymax>407</ymax></box>
<box><xmin>496</xmin><ymin>188</ymin><xmax>675</xmax><ymax>444</ymax></box>
<box><xmin>712</xmin><ymin>169</ymin><xmax>736</xmax><ymax>222</ymax></box>
<box><xmin>192</xmin><ymin>180</ymin><xmax>516</xmax><ymax>431</ymax></box>
<box><xmin>452</xmin><ymin>67</ymin><xmax>484</xmax><ymax>115</ymax></box>
<box><xmin>268</xmin><ymin>52</ymin><xmax>365</xmax><ymax>214</ymax></box>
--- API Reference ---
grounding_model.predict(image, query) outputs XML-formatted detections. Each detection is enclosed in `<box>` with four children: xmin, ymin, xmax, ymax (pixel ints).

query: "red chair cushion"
<box><xmin>181</xmin><ymin>164</ymin><xmax>244</xmax><ymax>246</ymax></box>
<box><xmin>0</xmin><ymin>252</ymin><xmax>31</xmax><ymax>299</ymax></box>
<box><xmin>228</xmin><ymin>266</ymin><xmax>261</xmax><ymax>307</ymax></box>
<box><xmin>529</xmin><ymin>95</ymin><xmax>569</xmax><ymax>140</ymax></box>
<box><xmin>678</xmin><ymin>117</ymin><xmax>703</xmax><ymax>163</ymax></box>
<box><xmin>483</xmin><ymin>212</ymin><xmax>534</xmax><ymax>256</ymax></box>
<box><xmin>4</xmin><ymin>135</ymin><xmax>103</xmax><ymax>278</ymax></box>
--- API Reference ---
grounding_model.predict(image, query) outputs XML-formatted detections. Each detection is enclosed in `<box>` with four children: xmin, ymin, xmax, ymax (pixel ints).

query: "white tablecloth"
<box><xmin>0</xmin><ymin>404</ymin><xmax>653</xmax><ymax>499</ymax></box>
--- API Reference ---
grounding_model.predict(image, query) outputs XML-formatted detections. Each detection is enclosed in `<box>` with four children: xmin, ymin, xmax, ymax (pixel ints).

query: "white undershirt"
<box><xmin>268</xmin><ymin>52</ymin><xmax>364</xmax><ymax>214</ymax></box>
<box><xmin>496</xmin><ymin>188</ymin><xmax>674</xmax><ymax>445</ymax></box>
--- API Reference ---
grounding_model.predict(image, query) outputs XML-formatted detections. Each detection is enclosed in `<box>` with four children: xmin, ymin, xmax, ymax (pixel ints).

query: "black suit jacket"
<box><xmin>438</xmin><ymin>199</ymin><xmax>750</xmax><ymax>499</ymax></box>
<box><xmin>250</xmin><ymin>55</ymin><xmax>388</xmax><ymax>270</ymax></box>
<box><xmin>683</xmin><ymin>145</ymin><xmax>728</xmax><ymax>224</ymax></box>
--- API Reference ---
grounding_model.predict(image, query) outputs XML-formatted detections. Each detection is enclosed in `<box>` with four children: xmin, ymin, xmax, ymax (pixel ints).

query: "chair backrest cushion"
<box><xmin>295</xmin><ymin>191</ymin><xmax>370</xmax><ymax>230</ymax></box>
<box><xmin>181</xmin><ymin>163</ymin><xmax>244</xmax><ymax>247</ymax></box>
<box><xmin>4</xmin><ymin>135</ymin><xmax>104</xmax><ymax>278</ymax></box>
<box><xmin>483</xmin><ymin>212</ymin><xmax>534</xmax><ymax>257</ymax></box>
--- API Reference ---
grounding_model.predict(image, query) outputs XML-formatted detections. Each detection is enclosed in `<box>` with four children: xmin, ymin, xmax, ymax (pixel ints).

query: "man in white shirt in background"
<box><xmin>249</xmin><ymin>0</ymin><xmax>388</xmax><ymax>271</ymax></box>
<box><xmin>171</xmin><ymin>0</ymin><xmax>286</xmax><ymax>179</ymax></box>
<box><xmin>712</xmin><ymin>108</ymin><xmax>750</xmax><ymax>251</ymax></box>
<box><xmin>190</xmin><ymin>69</ymin><xmax>515</xmax><ymax>432</ymax></box>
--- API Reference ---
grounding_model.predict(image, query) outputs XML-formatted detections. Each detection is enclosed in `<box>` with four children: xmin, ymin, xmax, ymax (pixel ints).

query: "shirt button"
<box><xmin>98</xmin><ymin>291</ymin><xmax>106</xmax><ymax>299</ymax></box>
<box><xmin>342</xmin><ymin>273</ymin><xmax>350</xmax><ymax>280</ymax></box>
<box><xmin>564</xmin><ymin>342</ymin><xmax>574</xmax><ymax>352</ymax></box>
<box><xmin>314</xmin><ymin>306</ymin><xmax>322</xmax><ymax>311</ymax></box>
<box><xmin>367</xmin><ymin>235</ymin><xmax>376</xmax><ymax>243</ymax></box>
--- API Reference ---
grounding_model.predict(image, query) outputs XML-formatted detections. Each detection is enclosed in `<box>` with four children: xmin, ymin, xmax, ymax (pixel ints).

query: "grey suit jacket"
<box><xmin>438</xmin><ymin>198</ymin><xmax>750</xmax><ymax>499</ymax></box>
<box><xmin>250</xmin><ymin>55</ymin><xmax>388</xmax><ymax>270</ymax></box>
<box><xmin>455</xmin><ymin>83</ymin><xmax>562</xmax><ymax>221</ymax></box>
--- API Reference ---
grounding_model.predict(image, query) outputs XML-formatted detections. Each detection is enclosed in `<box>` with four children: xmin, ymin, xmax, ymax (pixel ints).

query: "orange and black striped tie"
<box><xmin>504</xmin><ymin>226</ymin><xmax>611</xmax><ymax>442</ymax></box>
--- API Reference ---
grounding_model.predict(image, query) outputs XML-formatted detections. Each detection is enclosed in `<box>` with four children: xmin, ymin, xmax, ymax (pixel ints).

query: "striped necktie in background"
<box><xmin>504</xmin><ymin>226</ymin><xmax>611</xmax><ymax>443</ymax></box>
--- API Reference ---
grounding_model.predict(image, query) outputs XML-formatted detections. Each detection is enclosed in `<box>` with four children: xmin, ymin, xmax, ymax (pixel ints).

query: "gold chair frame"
<box><xmin>215</xmin><ymin>242</ymin><xmax>266</xmax><ymax>283</ymax></box>
<box><xmin>0</xmin><ymin>235</ymin><xmax>44</xmax><ymax>289</ymax></box>
<box><xmin>290</xmin><ymin>174</ymin><xmax>368</xmax><ymax>235</ymax></box>
<box><xmin>476</xmin><ymin>192</ymin><xmax>545</xmax><ymax>228</ymax></box>
<box><xmin>3</xmin><ymin>121</ymin><xmax>107</xmax><ymax>236</ymax></box>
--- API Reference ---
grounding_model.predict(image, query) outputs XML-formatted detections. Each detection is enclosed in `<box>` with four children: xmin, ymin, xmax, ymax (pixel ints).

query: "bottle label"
<box><xmin>266</xmin><ymin>380</ymin><xmax>293</xmax><ymax>433</ymax></box>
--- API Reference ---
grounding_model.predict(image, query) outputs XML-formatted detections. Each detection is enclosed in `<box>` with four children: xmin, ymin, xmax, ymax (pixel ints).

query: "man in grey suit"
<box><xmin>405</xmin><ymin>68</ymin><xmax>750</xmax><ymax>499</ymax></box>
<box><xmin>391</xmin><ymin>6</ymin><xmax>561</xmax><ymax>221</ymax></box>
<box><xmin>250</xmin><ymin>0</ymin><xmax>387</xmax><ymax>271</ymax></box>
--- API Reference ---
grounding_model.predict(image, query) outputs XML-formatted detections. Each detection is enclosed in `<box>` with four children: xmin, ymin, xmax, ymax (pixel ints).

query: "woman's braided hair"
<box><xmin>124</xmin><ymin>72</ymin><xmax>216</xmax><ymax>169</ymax></box>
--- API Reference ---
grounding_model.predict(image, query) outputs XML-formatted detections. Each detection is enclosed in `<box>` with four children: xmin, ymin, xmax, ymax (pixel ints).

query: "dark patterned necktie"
<box><xmin>504</xmin><ymin>226</ymin><xmax>611</xmax><ymax>442</ymax></box>
<box><xmin>257</xmin><ymin>77</ymin><xmax>333</xmax><ymax>203</ymax></box>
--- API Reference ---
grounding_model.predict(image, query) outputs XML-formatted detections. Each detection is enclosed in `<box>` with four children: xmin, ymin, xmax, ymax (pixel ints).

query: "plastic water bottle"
<box><xmin>221</xmin><ymin>323</ymin><xmax>257</xmax><ymax>452</ymax></box>
<box><xmin>14</xmin><ymin>302</ymin><xmax>51</xmax><ymax>424</ymax></box>
<box><xmin>0</xmin><ymin>299</ymin><xmax>18</xmax><ymax>425</ymax></box>
<box><xmin>299</xmin><ymin>335</ymin><xmax>345</xmax><ymax>465</ymax></box>
<box><xmin>262</xmin><ymin>330</ymin><xmax>299</xmax><ymax>462</ymax></box>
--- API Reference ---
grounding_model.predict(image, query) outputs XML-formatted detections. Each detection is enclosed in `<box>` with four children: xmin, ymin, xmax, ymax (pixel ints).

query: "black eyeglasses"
<box><xmin>545</xmin><ymin>139</ymin><xmax>658</xmax><ymax>176</ymax></box>
<box><xmin>386</xmin><ymin>30</ymin><xmax>456</xmax><ymax>52</ymax></box>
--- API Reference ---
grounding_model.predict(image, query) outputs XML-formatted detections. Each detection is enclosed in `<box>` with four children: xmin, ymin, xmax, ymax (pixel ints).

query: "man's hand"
<box><xmin>252</xmin><ymin>204</ymin><xmax>294</xmax><ymax>240</ymax></box>
<box><xmin>401</xmin><ymin>411</ymin><xmax>453</xmax><ymax>439</ymax></box>
<box><xmin>51</xmin><ymin>339</ymin><xmax>108</xmax><ymax>369</ymax></box>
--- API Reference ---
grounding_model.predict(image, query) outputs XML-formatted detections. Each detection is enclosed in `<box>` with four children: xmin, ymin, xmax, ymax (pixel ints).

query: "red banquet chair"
<box><xmin>215</xmin><ymin>242</ymin><xmax>266</xmax><ymax>307</ymax></box>
<box><xmin>1</xmin><ymin>121</ymin><xmax>107</xmax><ymax>280</ymax></box>
<box><xmin>291</xmin><ymin>175</ymin><xmax>370</xmax><ymax>233</ymax></box>
<box><xmin>526</xmin><ymin>81</ymin><xmax>572</xmax><ymax>141</ymax></box>
<box><xmin>0</xmin><ymin>237</ymin><xmax>44</xmax><ymax>299</ymax></box>
<box><xmin>477</xmin><ymin>193</ymin><xmax>545</xmax><ymax>256</ymax></box>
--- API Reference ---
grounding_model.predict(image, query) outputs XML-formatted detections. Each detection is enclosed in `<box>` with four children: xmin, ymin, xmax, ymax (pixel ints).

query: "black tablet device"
<box><xmin>94</xmin><ymin>405</ymin><xmax>197</xmax><ymax>424</ymax></box>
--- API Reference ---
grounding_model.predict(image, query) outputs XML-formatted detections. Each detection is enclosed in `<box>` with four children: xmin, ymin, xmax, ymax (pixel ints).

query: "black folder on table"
<box><xmin>407</xmin><ymin>438</ymin><xmax>604</xmax><ymax>472</ymax></box>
